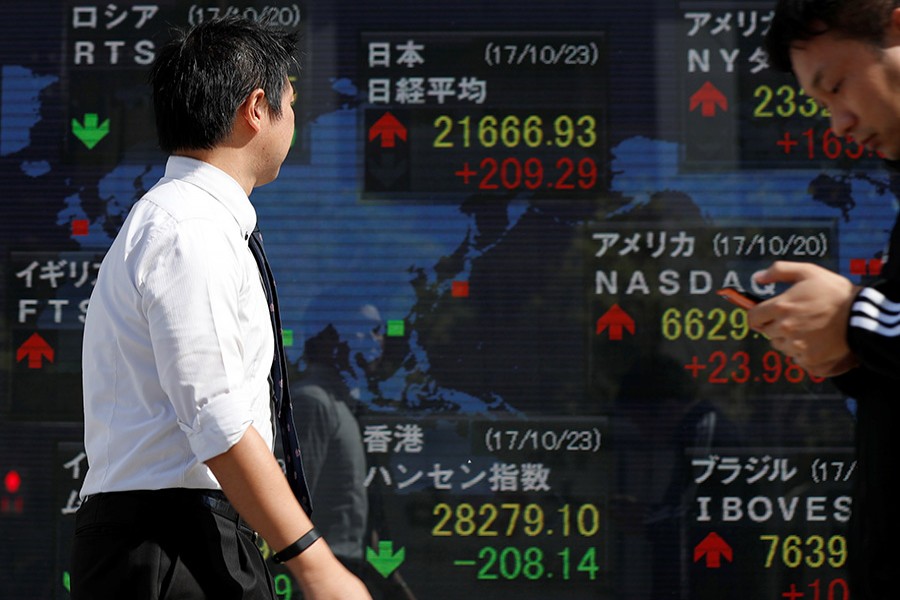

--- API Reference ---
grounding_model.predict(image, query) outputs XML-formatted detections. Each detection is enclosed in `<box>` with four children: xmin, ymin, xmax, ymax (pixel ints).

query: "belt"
<box><xmin>195</xmin><ymin>490</ymin><xmax>260</xmax><ymax>542</ymax></box>
<box><xmin>80</xmin><ymin>489</ymin><xmax>258</xmax><ymax>542</ymax></box>
<box><xmin>195</xmin><ymin>489</ymin><xmax>239</xmax><ymax>519</ymax></box>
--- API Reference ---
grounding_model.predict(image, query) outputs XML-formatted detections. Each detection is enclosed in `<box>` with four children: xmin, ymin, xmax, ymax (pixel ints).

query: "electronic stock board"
<box><xmin>0</xmin><ymin>1</ymin><xmax>883</xmax><ymax>598</ymax></box>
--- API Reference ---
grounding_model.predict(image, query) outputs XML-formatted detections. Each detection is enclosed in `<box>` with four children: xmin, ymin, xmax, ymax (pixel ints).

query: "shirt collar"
<box><xmin>163</xmin><ymin>155</ymin><xmax>257</xmax><ymax>240</ymax></box>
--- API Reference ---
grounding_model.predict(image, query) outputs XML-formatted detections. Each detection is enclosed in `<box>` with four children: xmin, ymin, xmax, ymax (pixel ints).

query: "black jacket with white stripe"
<box><xmin>830</xmin><ymin>215</ymin><xmax>900</xmax><ymax>599</ymax></box>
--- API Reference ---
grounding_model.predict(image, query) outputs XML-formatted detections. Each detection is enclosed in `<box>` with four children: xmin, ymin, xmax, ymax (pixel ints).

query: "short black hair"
<box><xmin>149</xmin><ymin>16</ymin><xmax>298</xmax><ymax>154</ymax></box>
<box><xmin>765</xmin><ymin>0</ymin><xmax>899</xmax><ymax>73</ymax></box>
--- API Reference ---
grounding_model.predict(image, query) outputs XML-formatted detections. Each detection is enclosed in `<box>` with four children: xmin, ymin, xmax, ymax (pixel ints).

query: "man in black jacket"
<box><xmin>758</xmin><ymin>2</ymin><xmax>900</xmax><ymax>597</ymax></box>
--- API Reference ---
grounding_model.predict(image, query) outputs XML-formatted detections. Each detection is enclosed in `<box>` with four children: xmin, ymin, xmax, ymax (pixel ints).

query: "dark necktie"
<box><xmin>248</xmin><ymin>227</ymin><xmax>313</xmax><ymax>516</ymax></box>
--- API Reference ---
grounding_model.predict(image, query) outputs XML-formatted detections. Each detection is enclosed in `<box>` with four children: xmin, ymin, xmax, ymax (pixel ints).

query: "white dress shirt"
<box><xmin>80</xmin><ymin>156</ymin><xmax>275</xmax><ymax>497</ymax></box>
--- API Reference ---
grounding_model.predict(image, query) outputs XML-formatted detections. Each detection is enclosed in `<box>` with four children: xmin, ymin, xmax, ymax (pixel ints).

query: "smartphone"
<box><xmin>716</xmin><ymin>287</ymin><xmax>762</xmax><ymax>310</ymax></box>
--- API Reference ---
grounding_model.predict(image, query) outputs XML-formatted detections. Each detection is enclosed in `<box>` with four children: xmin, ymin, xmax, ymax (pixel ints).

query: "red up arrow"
<box><xmin>595</xmin><ymin>304</ymin><xmax>635</xmax><ymax>340</ymax></box>
<box><xmin>17</xmin><ymin>333</ymin><xmax>54</xmax><ymax>369</ymax></box>
<box><xmin>693</xmin><ymin>532</ymin><xmax>733</xmax><ymax>568</ymax></box>
<box><xmin>368</xmin><ymin>112</ymin><xmax>407</xmax><ymax>148</ymax></box>
<box><xmin>689</xmin><ymin>82</ymin><xmax>728</xmax><ymax>117</ymax></box>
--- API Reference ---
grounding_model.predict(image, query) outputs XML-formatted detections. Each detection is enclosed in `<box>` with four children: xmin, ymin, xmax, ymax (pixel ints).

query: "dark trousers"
<box><xmin>71</xmin><ymin>489</ymin><xmax>276</xmax><ymax>600</ymax></box>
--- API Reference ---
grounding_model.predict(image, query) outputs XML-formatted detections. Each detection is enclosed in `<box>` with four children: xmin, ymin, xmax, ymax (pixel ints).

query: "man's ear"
<box><xmin>888</xmin><ymin>8</ymin><xmax>900</xmax><ymax>43</ymax></box>
<box><xmin>238</xmin><ymin>88</ymin><xmax>267</xmax><ymax>133</ymax></box>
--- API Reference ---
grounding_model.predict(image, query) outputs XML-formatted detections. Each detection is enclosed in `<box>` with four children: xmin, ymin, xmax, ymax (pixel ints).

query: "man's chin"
<box><xmin>875</xmin><ymin>139</ymin><xmax>900</xmax><ymax>160</ymax></box>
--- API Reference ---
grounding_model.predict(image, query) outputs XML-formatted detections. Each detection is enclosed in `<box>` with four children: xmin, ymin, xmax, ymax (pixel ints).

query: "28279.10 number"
<box><xmin>432</xmin><ymin>502</ymin><xmax>601</xmax><ymax>538</ymax></box>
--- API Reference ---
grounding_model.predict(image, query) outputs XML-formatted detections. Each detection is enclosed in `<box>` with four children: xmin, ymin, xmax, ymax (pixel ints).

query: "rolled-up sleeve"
<box><xmin>139</xmin><ymin>216</ymin><xmax>271</xmax><ymax>463</ymax></box>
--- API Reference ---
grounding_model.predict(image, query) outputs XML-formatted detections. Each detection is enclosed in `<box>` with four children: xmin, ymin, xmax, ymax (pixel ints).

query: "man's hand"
<box><xmin>749</xmin><ymin>261</ymin><xmax>860</xmax><ymax>378</ymax></box>
<box><xmin>288</xmin><ymin>541</ymin><xmax>372</xmax><ymax>599</ymax></box>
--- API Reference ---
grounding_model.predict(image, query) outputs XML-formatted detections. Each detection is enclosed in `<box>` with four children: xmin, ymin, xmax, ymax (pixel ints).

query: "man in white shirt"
<box><xmin>71</xmin><ymin>16</ymin><xmax>370</xmax><ymax>600</ymax></box>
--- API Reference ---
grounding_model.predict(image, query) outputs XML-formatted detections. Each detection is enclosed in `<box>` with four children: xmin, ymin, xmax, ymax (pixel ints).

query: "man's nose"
<box><xmin>829</xmin><ymin>107</ymin><xmax>857</xmax><ymax>138</ymax></box>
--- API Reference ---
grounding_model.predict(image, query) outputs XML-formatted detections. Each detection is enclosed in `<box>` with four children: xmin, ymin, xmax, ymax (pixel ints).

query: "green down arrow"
<box><xmin>366</xmin><ymin>540</ymin><xmax>405</xmax><ymax>578</ymax></box>
<box><xmin>72</xmin><ymin>113</ymin><xmax>110</xmax><ymax>149</ymax></box>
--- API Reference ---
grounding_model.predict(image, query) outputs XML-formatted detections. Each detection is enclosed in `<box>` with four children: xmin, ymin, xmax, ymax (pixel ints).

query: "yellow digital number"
<box><xmin>661</xmin><ymin>307</ymin><xmax>749</xmax><ymax>341</ymax></box>
<box><xmin>433</xmin><ymin>115</ymin><xmax>453</xmax><ymax>148</ymax></box>
<box><xmin>759</xmin><ymin>534</ymin><xmax>847</xmax><ymax>569</ymax></box>
<box><xmin>753</xmin><ymin>84</ymin><xmax>828</xmax><ymax>119</ymax></box>
<box><xmin>576</xmin><ymin>115</ymin><xmax>597</xmax><ymax>148</ymax></box>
